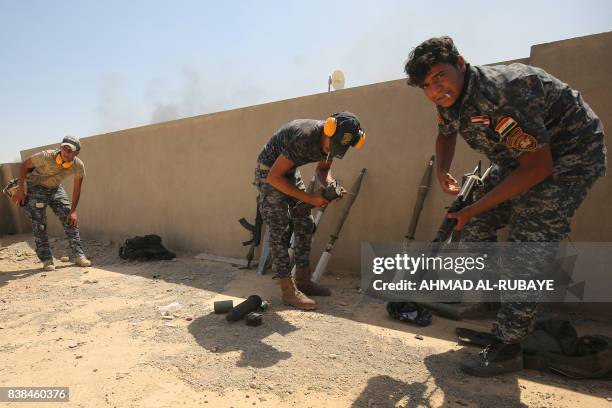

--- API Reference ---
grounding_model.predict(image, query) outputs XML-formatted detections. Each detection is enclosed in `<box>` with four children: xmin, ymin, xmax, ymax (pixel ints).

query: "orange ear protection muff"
<box><xmin>324</xmin><ymin>117</ymin><xmax>337</xmax><ymax>138</ymax></box>
<box><xmin>354</xmin><ymin>130</ymin><xmax>366</xmax><ymax>149</ymax></box>
<box><xmin>55</xmin><ymin>152</ymin><xmax>74</xmax><ymax>169</ymax></box>
<box><xmin>324</xmin><ymin>116</ymin><xmax>366</xmax><ymax>149</ymax></box>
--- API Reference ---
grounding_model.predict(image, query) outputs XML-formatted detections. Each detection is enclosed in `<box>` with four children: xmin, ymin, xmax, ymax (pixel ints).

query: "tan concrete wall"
<box><xmin>20</xmin><ymin>83</ymin><xmax>479</xmax><ymax>271</ymax></box>
<box><xmin>11</xmin><ymin>31</ymin><xmax>612</xmax><ymax>277</ymax></box>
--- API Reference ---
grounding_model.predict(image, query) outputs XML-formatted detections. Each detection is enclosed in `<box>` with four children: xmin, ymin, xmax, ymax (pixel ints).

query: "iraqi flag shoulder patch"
<box><xmin>495</xmin><ymin>117</ymin><xmax>518</xmax><ymax>138</ymax></box>
<box><xmin>495</xmin><ymin>116</ymin><xmax>538</xmax><ymax>152</ymax></box>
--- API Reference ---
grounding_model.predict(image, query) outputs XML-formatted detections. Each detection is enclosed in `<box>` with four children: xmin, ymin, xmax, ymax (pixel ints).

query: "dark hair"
<box><xmin>404</xmin><ymin>36</ymin><xmax>460</xmax><ymax>87</ymax></box>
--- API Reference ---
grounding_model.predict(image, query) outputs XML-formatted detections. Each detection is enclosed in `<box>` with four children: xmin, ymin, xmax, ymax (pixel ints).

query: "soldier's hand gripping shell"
<box><xmin>309</xmin><ymin>190</ymin><xmax>331</xmax><ymax>208</ymax></box>
<box><xmin>438</xmin><ymin>172</ymin><xmax>460</xmax><ymax>195</ymax></box>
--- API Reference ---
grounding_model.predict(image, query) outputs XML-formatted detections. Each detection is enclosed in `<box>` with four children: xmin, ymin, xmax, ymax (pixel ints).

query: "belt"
<box><xmin>257</xmin><ymin>163</ymin><xmax>271</xmax><ymax>170</ymax></box>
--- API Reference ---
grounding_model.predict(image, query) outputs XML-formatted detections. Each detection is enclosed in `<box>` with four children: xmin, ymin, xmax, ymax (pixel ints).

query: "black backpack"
<box><xmin>119</xmin><ymin>234</ymin><xmax>176</xmax><ymax>261</ymax></box>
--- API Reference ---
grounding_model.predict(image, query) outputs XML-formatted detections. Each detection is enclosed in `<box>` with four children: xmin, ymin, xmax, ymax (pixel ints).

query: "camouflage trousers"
<box><xmin>462</xmin><ymin>166</ymin><xmax>598</xmax><ymax>343</ymax></box>
<box><xmin>254</xmin><ymin>167</ymin><xmax>315</xmax><ymax>278</ymax></box>
<box><xmin>23</xmin><ymin>184</ymin><xmax>85</xmax><ymax>262</ymax></box>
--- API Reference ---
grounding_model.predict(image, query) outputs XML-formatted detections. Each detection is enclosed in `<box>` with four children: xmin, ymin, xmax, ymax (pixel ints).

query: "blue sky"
<box><xmin>1</xmin><ymin>0</ymin><xmax>611</xmax><ymax>162</ymax></box>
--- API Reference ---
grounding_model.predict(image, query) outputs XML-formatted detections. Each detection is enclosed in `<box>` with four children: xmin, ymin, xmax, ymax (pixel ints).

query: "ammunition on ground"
<box><xmin>417</xmin><ymin>302</ymin><xmax>462</xmax><ymax>320</ymax></box>
<box><xmin>392</xmin><ymin>156</ymin><xmax>435</xmax><ymax>285</ymax></box>
<box><xmin>405</xmin><ymin>156</ymin><xmax>435</xmax><ymax>245</ymax></box>
<box><xmin>245</xmin><ymin>312</ymin><xmax>263</xmax><ymax>326</ymax></box>
<box><xmin>312</xmin><ymin>168</ymin><xmax>367</xmax><ymax>283</ymax></box>
<box><xmin>226</xmin><ymin>295</ymin><xmax>262</xmax><ymax>322</ymax></box>
<box><xmin>214</xmin><ymin>300</ymin><xmax>234</xmax><ymax>314</ymax></box>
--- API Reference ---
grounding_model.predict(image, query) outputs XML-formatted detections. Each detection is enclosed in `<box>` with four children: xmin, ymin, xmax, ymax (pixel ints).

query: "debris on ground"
<box><xmin>158</xmin><ymin>301</ymin><xmax>182</xmax><ymax>316</ymax></box>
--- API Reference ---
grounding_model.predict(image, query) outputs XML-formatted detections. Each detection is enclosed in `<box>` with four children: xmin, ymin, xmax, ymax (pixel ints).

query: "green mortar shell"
<box><xmin>214</xmin><ymin>300</ymin><xmax>234</xmax><ymax>314</ymax></box>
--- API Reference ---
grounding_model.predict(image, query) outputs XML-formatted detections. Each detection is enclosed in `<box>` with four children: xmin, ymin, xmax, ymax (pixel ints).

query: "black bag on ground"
<box><xmin>386</xmin><ymin>302</ymin><xmax>433</xmax><ymax>327</ymax></box>
<box><xmin>119</xmin><ymin>234</ymin><xmax>176</xmax><ymax>261</ymax></box>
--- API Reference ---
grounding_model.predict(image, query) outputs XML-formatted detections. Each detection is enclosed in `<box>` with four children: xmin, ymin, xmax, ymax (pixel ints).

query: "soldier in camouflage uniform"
<box><xmin>255</xmin><ymin>112</ymin><xmax>366</xmax><ymax>310</ymax></box>
<box><xmin>404</xmin><ymin>37</ymin><xmax>606</xmax><ymax>376</ymax></box>
<box><xmin>10</xmin><ymin>136</ymin><xmax>92</xmax><ymax>271</ymax></box>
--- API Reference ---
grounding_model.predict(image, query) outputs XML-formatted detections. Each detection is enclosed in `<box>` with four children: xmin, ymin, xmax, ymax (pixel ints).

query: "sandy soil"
<box><xmin>1</xmin><ymin>233</ymin><xmax>611</xmax><ymax>408</ymax></box>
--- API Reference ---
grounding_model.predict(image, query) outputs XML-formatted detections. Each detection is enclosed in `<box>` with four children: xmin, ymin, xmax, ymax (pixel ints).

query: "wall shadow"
<box><xmin>351</xmin><ymin>350</ymin><xmax>528</xmax><ymax>408</ymax></box>
<box><xmin>351</xmin><ymin>375</ymin><xmax>429</xmax><ymax>408</ymax></box>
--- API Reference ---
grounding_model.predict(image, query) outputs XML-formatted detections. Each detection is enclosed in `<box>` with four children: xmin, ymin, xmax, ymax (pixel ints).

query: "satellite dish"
<box><xmin>330</xmin><ymin>70</ymin><xmax>345</xmax><ymax>90</ymax></box>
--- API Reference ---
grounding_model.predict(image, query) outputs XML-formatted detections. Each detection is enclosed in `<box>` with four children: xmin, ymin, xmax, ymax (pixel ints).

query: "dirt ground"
<box><xmin>1</xmin><ymin>233</ymin><xmax>611</xmax><ymax>408</ymax></box>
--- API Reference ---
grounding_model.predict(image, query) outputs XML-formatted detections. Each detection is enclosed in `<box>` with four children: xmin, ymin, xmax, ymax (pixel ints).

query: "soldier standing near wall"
<box><xmin>10</xmin><ymin>136</ymin><xmax>92</xmax><ymax>271</ymax></box>
<box><xmin>254</xmin><ymin>112</ymin><xmax>366</xmax><ymax>310</ymax></box>
<box><xmin>404</xmin><ymin>37</ymin><xmax>607</xmax><ymax>376</ymax></box>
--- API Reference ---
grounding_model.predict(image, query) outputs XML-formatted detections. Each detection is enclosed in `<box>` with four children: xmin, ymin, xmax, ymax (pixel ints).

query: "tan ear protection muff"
<box><xmin>55</xmin><ymin>152</ymin><xmax>74</xmax><ymax>169</ymax></box>
<box><xmin>324</xmin><ymin>116</ymin><xmax>337</xmax><ymax>137</ymax></box>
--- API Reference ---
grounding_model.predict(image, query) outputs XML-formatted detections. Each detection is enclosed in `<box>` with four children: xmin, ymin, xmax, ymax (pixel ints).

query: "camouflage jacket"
<box><xmin>437</xmin><ymin>63</ymin><xmax>607</xmax><ymax>179</ymax></box>
<box><xmin>257</xmin><ymin>119</ymin><xmax>326</xmax><ymax>170</ymax></box>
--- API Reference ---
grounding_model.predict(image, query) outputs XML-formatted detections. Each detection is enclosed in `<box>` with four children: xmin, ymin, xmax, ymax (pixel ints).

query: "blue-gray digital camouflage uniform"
<box><xmin>254</xmin><ymin>119</ymin><xmax>327</xmax><ymax>278</ymax></box>
<box><xmin>437</xmin><ymin>63</ymin><xmax>607</xmax><ymax>343</ymax></box>
<box><xmin>24</xmin><ymin>149</ymin><xmax>87</xmax><ymax>262</ymax></box>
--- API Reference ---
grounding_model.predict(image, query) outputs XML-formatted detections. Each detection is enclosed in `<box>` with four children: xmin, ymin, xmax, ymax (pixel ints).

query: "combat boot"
<box><xmin>295</xmin><ymin>267</ymin><xmax>331</xmax><ymax>296</ymax></box>
<box><xmin>72</xmin><ymin>256</ymin><xmax>92</xmax><ymax>267</ymax></box>
<box><xmin>278</xmin><ymin>277</ymin><xmax>317</xmax><ymax>310</ymax></box>
<box><xmin>42</xmin><ymin>260</ymin><xmax>55</xmax><ymax>271</ymax></box>
<box><xmin>460</xmin><ymin>341</ymin><xmax>523</xmax><ymax>377</ymax></box>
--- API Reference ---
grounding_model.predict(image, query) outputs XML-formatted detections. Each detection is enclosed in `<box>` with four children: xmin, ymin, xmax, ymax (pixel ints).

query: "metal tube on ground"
<box><xmin>226</xmin><ymin>295</ymin><xmax>263</xmax><ymax>322</ymax></box>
